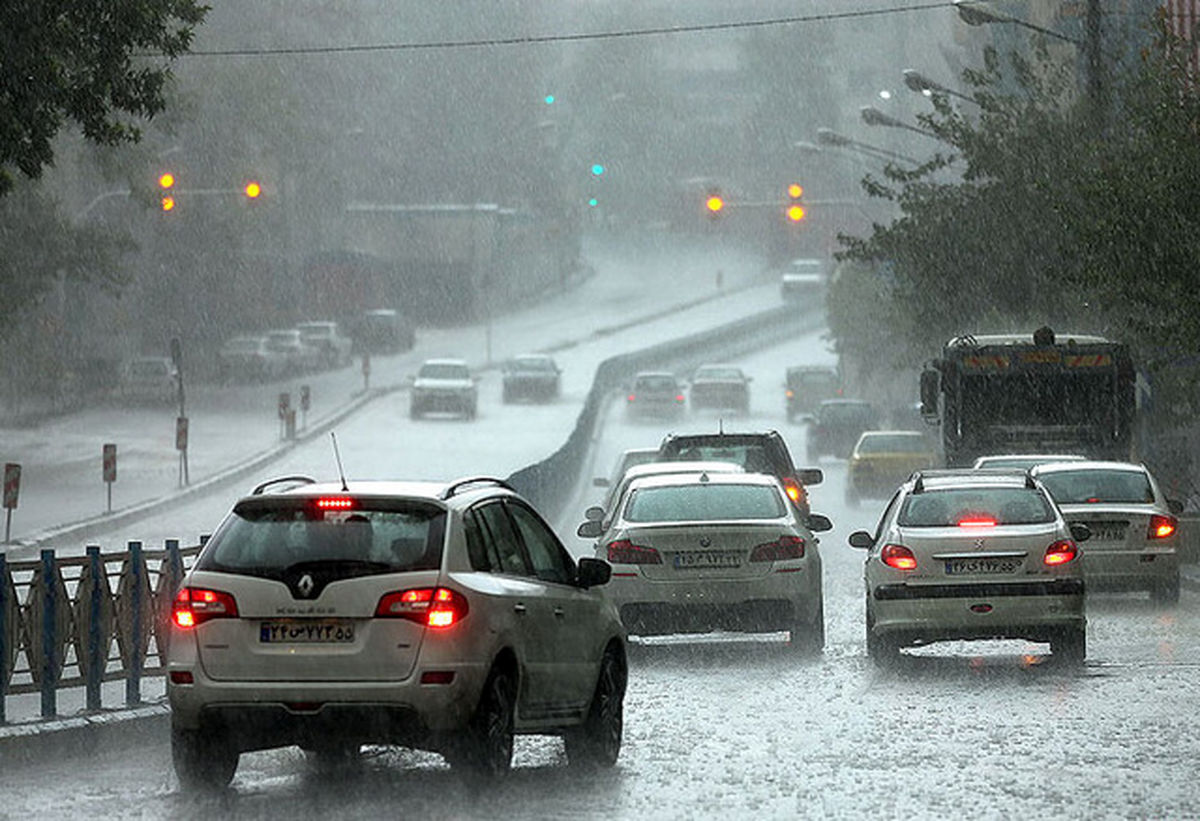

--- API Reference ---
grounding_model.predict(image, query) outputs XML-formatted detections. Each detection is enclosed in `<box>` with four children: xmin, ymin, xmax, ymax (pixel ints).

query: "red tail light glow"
<box><xmin>316</xmin><ymin>497</ymin><xmax>355</xmax><ymax>510</ymax></box>
<box><xmin>376</xmin><ymin>587</ymin><xmax>469</xmax><ymax>628</ymax></box>
<box><xmin>675</xmin><ymin>394</ymin><xmax>686</xmax><ymax>403</ymax></box>
<box><xmin>750</xmin><ymin>534</ymin><xmax>805</xmax><ymax>562</ymax></box>
<box><xmin>173</xmin><ymin>587</ymin><xmax>239</xmax><ymax>628</ymax></box>
<box><xmin>1043</xmin><ymin>539</ymin><xmax>1078</xmax><ymax>565</ymax></box>
<box><xmin>627</xmin><ymin>394</ymin><xmax>636</xmax><ymax>403</ymax></box>
<box><xmin>881</xmin><ymin>544</ymin><xmax>917</xmax><ymax>570</ymax></box>
<box><xmin>957</xmin><ymin>517</ymin><xmax>997</xmax><ymax>528</ymax></box>
<box><xmin>1148</xmin><ymin>514</ymin><xmax>1177</xmax><ymax>540</ymax></box>
<box><xmin>606</xmin><ymin>539</ymin><xmax>663</xmax><ymax>564</ymax></box>
<box><xmin>785</xmin><ymin>389</ymin><xmax>795</xmax><ymax>399</ymax></box>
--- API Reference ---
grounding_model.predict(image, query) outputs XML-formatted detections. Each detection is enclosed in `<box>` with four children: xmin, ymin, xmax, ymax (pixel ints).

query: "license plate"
<box><xmin>1089</xmin><ymin>523</ymin><xmax>1127</xmax><ymax>542</ymax></box>
<box><xmin>944</xmin><ymin>558</ymin><xmax>1022</xmax><ymax>575</ymax></box>
<box><xmin>673</xmin><ymin>551</ymin><xmax>742</xmax><ymax>570</ymax></box>
<box><xmin>259</xmin><ymin>621</ymin><xmax>355</xmax><ymax>644</ymax></box>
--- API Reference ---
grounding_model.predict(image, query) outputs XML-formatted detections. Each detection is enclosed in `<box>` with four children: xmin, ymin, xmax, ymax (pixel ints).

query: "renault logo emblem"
<box><xmin>297</xmin><ymin>574</ymin><xmax>315</xmax><ymax>597</ymax></box>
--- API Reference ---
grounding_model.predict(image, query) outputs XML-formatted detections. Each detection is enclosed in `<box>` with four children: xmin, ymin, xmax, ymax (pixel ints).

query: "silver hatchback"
<box><xmin>850</xmin><ymin>469</ymin><xmax>1090</xmax><ymax>666</ymax></box>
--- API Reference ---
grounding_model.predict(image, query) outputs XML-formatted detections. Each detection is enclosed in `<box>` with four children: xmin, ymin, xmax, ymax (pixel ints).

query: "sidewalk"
<box><xmin>0</xmin><ymin>232</ymin><xmax>773</xmax><ymax>545</ymax></box>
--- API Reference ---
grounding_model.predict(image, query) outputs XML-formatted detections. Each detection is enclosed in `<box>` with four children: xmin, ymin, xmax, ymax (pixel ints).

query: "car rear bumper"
<box><xmin>605</xmin><ymin>571</ymin><xmax>819</xmax><ymax>634</ymax></box>
<box><xmin>870</xmin><ymin>579</ymin><xmax>1085</xmax><ymax>644</ymax></box>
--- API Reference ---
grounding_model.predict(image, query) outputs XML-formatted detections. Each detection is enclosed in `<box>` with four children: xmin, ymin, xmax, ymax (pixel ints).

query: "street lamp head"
<box><xmin>860</xmin><ymin>106</ymin><xmax>906</xmax><ymax>129</ymax></box>
<box><xmin>816</xmin><ymin>128</ymin><xmax>851</xmax><ymax>147</ymax></box>
<box><xmin>903</xmin><ymin>69</ymin><xmax>939</xmax><ymax>94</ymax></box>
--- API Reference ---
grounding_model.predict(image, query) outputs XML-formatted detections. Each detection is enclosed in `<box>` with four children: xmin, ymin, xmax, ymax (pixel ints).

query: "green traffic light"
<box><xmin>544</xmin><ymin>95</ymin><xmax>555</xmax><ymax>105</ymax></box>
<box><xmin>588</xmin><ymin>197</ymin><xmax>598</xmax><ymax>207</ymax></box>
<box><xmin>591</xmin><ymin>164</ymin><xmax>605</xmax><ymax>176</ymax></box>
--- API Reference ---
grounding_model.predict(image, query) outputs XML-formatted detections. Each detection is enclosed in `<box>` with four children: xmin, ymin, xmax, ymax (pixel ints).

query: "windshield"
<box><xmin>959</xmin><ymin>371</ymin><xmax>1114</xmax><ymax>429</ymax></box>
<box><xmin>624</xmin><ymin>483</ymin><xmax>785</xmax><ymax>522</ymax></box>
<box><xmin>1038</xmin><ymin>469</ymin><xmax>1155</xmax><ymax>504</ymax></box>
<box><xmin>419</xmin><ymin>363</ymin><xmax>469</xmax><ymax>379</ymax></box>
<box><xmin>200</xmin><ymin>501</ymin><xmax>445</xmax><ymax>576</ymax></box>
<box><xmin>511</xmin><ymin>358</ymin><xmax>554</xmax><ymax>372</ymax></box>
<box><xmin>790</xmin><ymin>371</ymin><xmax>839</xmax><ymax>391</ymax></box>
<box><xmin>634</xmin><ymin>375</ymin><xmax>678</xmax><ymax>391</ymax></box>
<box><xmin>898</xmin><ymin>488</ymin><xmax>1056</xmax><ymax>527</ymax></box>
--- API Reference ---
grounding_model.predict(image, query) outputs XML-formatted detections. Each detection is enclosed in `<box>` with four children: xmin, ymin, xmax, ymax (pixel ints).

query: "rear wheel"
<box><xmin>172</xmin><ymin>727</ymin><xmax>238</xmax><ymax>791</ymax></box>
<box><xmin>1050</xmin><ymin>625</ymin><xmax>1087</xmax><ymax>664</ymax></box>
<box><xmin>448</xmin><ymin>667</ymin><xmax>515</xmax><ymax>779</ymax></box>
<box><xmin>1151</xmin><ymin>573</ymin><xmax>1180</xmax><ymax>605</ymax></box>
<box><xmin>565</xmin><ymin>649</ymin><xmax>625</xmax><ymax>769</ymax></box>
<box><xmin>865</xmin><ymin>609</ymin><xmax>899</xmax><ymax>668</ymax></box>
<box><xmin>789</xmin><ymin>600</ymin><xmax>825</xmax><ymax>655</ymax></box>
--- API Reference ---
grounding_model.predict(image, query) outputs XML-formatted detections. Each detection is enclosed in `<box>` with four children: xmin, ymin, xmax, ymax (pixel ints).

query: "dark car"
<box><xmin>807</xmin><ymin>399</ymin><xmax>879</xmax><ymax>459</ymax></box>
<box><xmin>502</xmin><ymin>354</ymin><xmax>561</xmax><ymax>403</ymax></box>
<box><xmin>626</xmin><ymin>371</ymin><xmax>686</xmax><ymax>419</ymax></box>
<box><xmin>658</xmin><ymin>429</ymin><xmax>822</xmax><ymax>517</ymax></box>
<box><xmin>688</xmin><ymin>364</ymin><xmax>751</xmax><ymax>412</ymax></box>
<box><xmin>785</xmin><ymin>366</ymin><xmax>842</xmax><ymax>422</ymax></box>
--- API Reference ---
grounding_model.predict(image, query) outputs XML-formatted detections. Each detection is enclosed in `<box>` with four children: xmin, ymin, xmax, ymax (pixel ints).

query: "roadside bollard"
<box><xmin>40</xmin><ymin>549</ymin><xmax>57</xmax><ymax>718</ymax></box>
<box><xmin>126</xmin><ymin>541</ymin><xmax>144</xmax><ymax>706</ymax></box>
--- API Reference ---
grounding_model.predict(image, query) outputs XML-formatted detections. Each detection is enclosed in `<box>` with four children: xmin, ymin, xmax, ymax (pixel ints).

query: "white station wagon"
<box><xmin>167</xmin><ymin>476</ymin><xmax>626</xmax><ymax>789</ymax></box>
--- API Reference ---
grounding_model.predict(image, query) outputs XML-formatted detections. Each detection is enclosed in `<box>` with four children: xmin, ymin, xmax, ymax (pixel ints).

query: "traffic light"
<box><xmin>705</xmin><ymin>191</ymin><xmax>725</xmax><ymax>218</ymax></box>
<box><xmin>159</xmin><ymin>172</ymin><xmax>176</xmax><ymax>212</ymax></box>
<box><xmin>587</xmin><ymin>197</ymin><xmax>598</xmax><ymax>208</ymax></box>
<box><xmin>590</xmin><ymin>164</ymin><xmax>605</xmax><ymax>177</ymax></box>
<box><xmin>243</xmin><ymin>180</ymin><xmax>262</xmax><ymax>199</ymax></box>
<box><xmin>785</xmin><ymin>183</ymin><xmax>805</xmax><ymax>222</ymax></box>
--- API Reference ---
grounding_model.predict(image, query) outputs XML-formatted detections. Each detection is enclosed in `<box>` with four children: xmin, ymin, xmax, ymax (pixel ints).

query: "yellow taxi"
<box><xmin>846</xmin><ymin>430</ymin><xmax>937</xmax><ymax>505</ymax></box>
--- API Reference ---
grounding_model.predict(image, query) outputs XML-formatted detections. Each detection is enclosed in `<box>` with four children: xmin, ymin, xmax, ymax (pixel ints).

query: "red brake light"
<box><xmin>1148</xmin><ymin>514</ymin><xmax>1177</xmax><ymax>540</ymax></box>
<box><xmin>675</xmin><ymin>394</ymin><xmax>686</xmax><ymax>402</ymax></box>
<box><xmin>627</xmin><ymin>394</ymin><xmax>636</xmax><ymax>403</ymax></box>
<box><xmin>881</xmin><ymin>544</ymin><xmax>917</xmax><ymax>570</ymax></box>
<box><xmin>316</xmin><ymin>497</ymin><xmax>355</xmax><ymax>510</ymax></box>
<box><xmin>376</xmin><ymin>587</ymin><xmax>469</xmax><ymax>628</ymax></box>
<box><xmin>173</xmin><ymin>587</ymin><xmax>239</xmax><ymax>628</ymax></box>
<box><xmin>1044</xmin><ymin>539</ymin><xmax>1078</xmax><ymax>565</ymax></box>
<box><xmin>785</xmin><ymin>389</ymin><xmax>794</xmax><ymax>398</ymax></box>
<box><xmin>750</xmin><ymin>534</ymin><xmax>805</xmax><ymax>562</ymax></box>
<box><xmin>606</xmin><ymin>539</ymin><xmax>662</xmax><ymax>564</ymax></box>
<box><xmin>957</xmin><ymin>517</ymin><xmax>997</xmax><ymax>528</ymax></box>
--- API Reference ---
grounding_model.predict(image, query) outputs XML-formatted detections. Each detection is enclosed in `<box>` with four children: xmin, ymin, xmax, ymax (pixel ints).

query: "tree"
<box><xmin>0</xmin><ymin>0</ymin><xmax>208</xmax><ymax>196</ymax></box>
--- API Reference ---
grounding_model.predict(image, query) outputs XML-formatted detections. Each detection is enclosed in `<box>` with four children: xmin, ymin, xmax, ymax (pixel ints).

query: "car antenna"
<box><xmin>331</xmin><ymin>432</ymin><xmax>349</xmax><ymax>492</ymax></box>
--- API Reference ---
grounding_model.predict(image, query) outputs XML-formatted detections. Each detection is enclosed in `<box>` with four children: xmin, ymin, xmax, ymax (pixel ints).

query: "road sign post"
<box><xmin>362</xmin><ymin>354</ymin><xmax>371</xmax><ymax>391</ymax></box>
<box><xmin>175</xmin><ymin>418</ymin><xmax>189</xmax><ymax>486</ymax></box>
<box><xmin>102</xmin><ymin>444</ymin><xmax>116</xmax><ymax>513</ymax></box>
<box><xmin>3</xmin><ymin>463</ymin><xmax>20</xmax><ymax>543</ymax></box>
<box><xmin>278</xmin><ymin>392</ymin><xmax>291</xmax><ymax>440</ymax></box>
<box><xmin>300</xmin><ymin>384</ymin><xmax>311</xmax><ymax>430</ymax></box>
<box><xmin>170</xmin><ymin>338</ymin><xmax>189</xmax><ymax>486</ymax></box>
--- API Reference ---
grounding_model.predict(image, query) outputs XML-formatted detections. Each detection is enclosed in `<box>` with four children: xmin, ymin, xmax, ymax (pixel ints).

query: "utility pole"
<box><xmin>1085</xmin><ymin>0</ymin><xmax>1104</xmax><ymax>120</ymax></box>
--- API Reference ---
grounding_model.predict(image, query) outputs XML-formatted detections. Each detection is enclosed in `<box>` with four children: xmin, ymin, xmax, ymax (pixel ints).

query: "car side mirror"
<box><xmin>797</xmin><ymin>468</ymin><xmax>823</xmax><ymax>486</ymax></box>
<box><xmin>577</xmin><ymin>557</ymin><xmax>612</xmax><ymax>588</ymax></box>
<box><xmin>584</xmin><ymin>505</ymin><xmax>605</xmax><ymax>521</ymax></box>
<box><xmin>577</xmin><ymin>520</ymin><xmax>604</xmax><ymax>539</ymax></box>
<box><xmin>848</xmin><ymin>530</ymin><xmax>874</xmax><ymax>549</ymax></box>
<box><xmin>1168</xmin><ymin>499</ymin><xmax>1184</xmax><ymax>515</ymax></box>
<box><xmin>807</xmin><ymin>513</ymin><xmax>833</xmax><ymax>533</ymax></box>
<box><xmin>1069</xmin><ymin>522</ymin><xmax>1091</xmax><ymax>543</ymax></box>
<box><xmin>592</xmin><ymin>477</ymin><xmax>610</xmax><ymax>488</ymax></box>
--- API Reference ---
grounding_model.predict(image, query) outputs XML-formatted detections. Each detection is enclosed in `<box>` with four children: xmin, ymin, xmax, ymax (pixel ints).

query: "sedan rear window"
<box><xmin>899</xmin><ymin>488</ymin><xmax>1055</xmax><ymax>527</ymax></box>
<box><xmin>199</xmin><ymin>500</ymin><xmax>446</xmax><ymax>578</ymax></box>
<box><xmin>624</xmin><ymin>484</ymin><xmax>786</xmax><ymax>522</ymax></box>
<box><xmin>419</xmin><ymin>363</ymin><xmax>469</xmax><ymax>379</ymax></box>
<box><xmin>1037</xmin><ymin>469</ymin><xmax>1154</xmax><ymax>504</ymax></box>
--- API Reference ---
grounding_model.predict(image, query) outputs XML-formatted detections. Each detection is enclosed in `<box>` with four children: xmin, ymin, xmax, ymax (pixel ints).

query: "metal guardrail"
<box><xmin>0</xmin><ymin>538</ymin><xmax>204</xmax><ymax>723</ymax></box>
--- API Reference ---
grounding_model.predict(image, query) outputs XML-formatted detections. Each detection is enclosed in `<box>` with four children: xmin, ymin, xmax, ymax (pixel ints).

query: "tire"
<box><xmin>789</xmin><ymin>600</ymin><xmax>825</xmax><ymax>655</ymax></box>
<box><xmin>1151</xmin><ymin>573</ymin><xmax>1180</xmax><ymax>605</ymax></box>
<box><xmin>172</xmin><ymin>727</ymin><xmax>238</xmax><ymax>791</ymax></box>
<box><xmin>448</xmin><ymin>667</ymin><xmax>515</xmax><ymax>779</ymax></box>
<box><xmin>1050</xmin><ymin>625</ymin><xmax>1087</xmax><ymax>664</ymax></box>
<box><xmin>865</xmin><ymin>609</ymin><xmax>899</xmax><ymax>668</ymax></box>
<box><xmin>565</xmin><ymin>649</ymin><xmax>625</xmax><ymax>769</ymax></box>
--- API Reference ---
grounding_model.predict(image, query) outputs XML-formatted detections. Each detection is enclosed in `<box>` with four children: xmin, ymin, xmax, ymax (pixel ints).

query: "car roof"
<box><xmin>634</xmin><ymin>371</ymin><xmax>677</xmax><ymax>379</ymax></box>
<box><xmin>819</xmin><ymin>398</ymin><xmax>871</xmax><ymax>408</ymax></box>
<box><xmin>694</xmin><ymin>363</ymin><xmax>740</xmax><ymax>370</ymax></box>
<box><xmin>421</xmin><ymin>357</ymin><xmax>468</xmax><ymax>367</ymax></box>
<box><xmin>1030</xmin><ymin>460</ymin><xmax>1148</xmax><ymax>475</ymax></box>
<box><xmin>621</xmin><ymin>461</ymin><xmax>744</xmax><ymax>480</ymax></box>
<box><xmin>910</xmin><ymin>469</ymin><xmax>1035</xmax><ymax>491</ymax></box>
<box><xmin>625</xmin><ymin>471</ymin><xmax>782</xmax><ymax>491</ymax></box>
<box><xmin>513</xmin><ymin>353</ymin><xmax>553</xmax><ymax>362</ymax></box>
<box><xmin>859</xmin><ymin>430</ymin><xmax>926</xmax><ymax>439</ymax></box>
<box><xmin>243</xmin><ymin>477</ymin><xmax>513</xmax><ymax>506</ymax></box>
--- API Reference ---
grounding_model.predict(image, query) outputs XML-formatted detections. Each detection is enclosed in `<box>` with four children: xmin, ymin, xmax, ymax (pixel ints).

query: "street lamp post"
<box><xmin>859</xmin><ymin>106</ymin><xmax>942</xmax><ymax>141</ymax></box>
<box><xmin>815</xmin><ymin>128</ymin><xmax>921</xmax><ymax>166</ymax></box>
<box><xmin>902</xmin><ymin>69</ymin><xmax>979</xmax><ymax>106</ymax></box>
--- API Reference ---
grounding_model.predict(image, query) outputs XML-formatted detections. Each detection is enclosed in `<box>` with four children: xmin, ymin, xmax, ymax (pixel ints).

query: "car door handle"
<box><xmin>513</xmin><ymin>603</ymin><xmax>527</xmax><ymax>615</ymax></box>
<box><xmin>553</xmin><ymin>607</ymin><xmax>565</xmax><ymax>618</ymax></box>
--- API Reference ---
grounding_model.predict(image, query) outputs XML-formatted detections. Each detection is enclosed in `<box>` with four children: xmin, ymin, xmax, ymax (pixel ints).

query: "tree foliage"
<box><xmin>0</xmin><ymin>0</ymin><xmax>208</xmax><ymax>196</ymax></box>
<box><xmin>834</xmin><ymin>22</ymin><xmax>1200</xmax><ymax>390</ymax></box>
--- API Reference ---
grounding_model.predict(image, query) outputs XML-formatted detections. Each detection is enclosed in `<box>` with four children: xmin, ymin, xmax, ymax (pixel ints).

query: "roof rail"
<box><xmin>252</xmin><ymin>475</ymin><xmax>317</xmax><ymax>495</ymax></box>
<box><xmin>912</xmin><ymin>472</ymin><xmax>924</xmax><ymax>493</ymax></box>
<box><xmin>440</xmin><ymin>476</ymin><xmax>514</xmax><ymax>501</ymax></box>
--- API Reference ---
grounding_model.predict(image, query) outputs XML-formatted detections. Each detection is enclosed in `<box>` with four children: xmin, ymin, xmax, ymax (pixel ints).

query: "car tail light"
<box><xmin>785</xmin><ymin>389</ymin><xmax>795</xmax><ymax>399</ymax></box>
<box><xmin>1148</xmin><ymin>514</ymin><xmax>1177</xmax><ymax>540</ymax></box>
<box><xmin>880</xmin><ymin>544</ymin><xmax>917</xmax><ymax>570</ymax></box>
<box><xmin>606</xmin><ymin>539</ymin><xmax>662</xmax><ymax>564</ymax></box>
<box><xmin>627</xmin><ymin>393</ymin><xmax>636</xmax><ymax>403</ymax></box>
<box><xmin>675</xmin><ymin>394</ymin><xmax>686</xmax><ymax>403</ymax></box>
<box><xmin>376</xmin><ymin>587</ymin><xmax>469</xmax><ymax>628</ymax></box>
<box><xmin>1043</xmin><ymin>539</ymin><xmax>1078</xmax><ymax>565</ymax></box>
<box><xmin>750</xmin><ymin>534</ymin><xmax>805</xmax><ymax>562</ymax></box>
<box><xmin>957</xmin><ymin>517</ymin><xmax>997</xmax><ymax>528</ymax></box>
<box><xmin>316</xmin><ymin>497</ymin><xmax>355</xmax><ymax>510</ymax></box>
<box><xmin>781</xmin><ymin>478</ymin><xmax>806</xmax><ymax>506</ymax></box>
<box><xmin>173</xmin><ymin>587</ymin><xmax>239</xmax><ymax>628</ymax></box>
